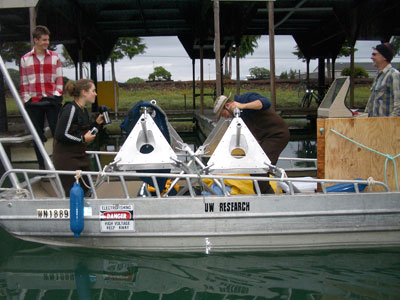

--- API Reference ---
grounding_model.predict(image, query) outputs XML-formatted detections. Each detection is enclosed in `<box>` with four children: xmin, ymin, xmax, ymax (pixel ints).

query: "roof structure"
<box><xmin>1</xmin><ymin>0</ymin><xmax>399</xmax><ymax>65</ymax></box>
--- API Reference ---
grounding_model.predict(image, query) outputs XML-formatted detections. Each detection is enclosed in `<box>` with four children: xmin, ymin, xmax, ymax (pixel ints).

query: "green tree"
<box><xmin>0</xmin><ymin>42</ymin><xmax>31</xmax><ymax>66</ymax></box>
<box><xmin>61</xmin><ymin>46</ymin><xmax>90</xmax><ymax>78</ymax></box>
<box><xmin>224</xmin><ymin>35</ymin><xmax>261</xmax><ymax>78</ymax></box>
<box><xmin>249</xmin><ymin>67</ymin><xmax>270</xmax><ymax>80</ymax></box>
<box><xmin>391</xmin><ymin>36</ymin><xmax>400</xmax><ymax>56</ymax></box>
<box><xmin>341</xmin><ymin>66</ymin><xmax>369</xmax><ymax>78</ymax></box>
<box><xmin>280</xmin><ymin>71</ymin><xmax>288</xmax><ymax>79</ymax></box>
<box><xmin>109</xmin><ymin>37</ymin><xmax>146</xmax><ymax>81</ymax></box>
<box><xmin>293</xmin><ymin>41</ymin><xmax>357</xmax><ymax>79</ymax></box>
<box><xmin>288</xmin><ymin>68</ymin><xmax>297</xmax><ymax>79</ymax></box>
<box><xmin>126</xmin><ymin>77</ymin><xmax>145</xmax><ymax>84</ymax></box>
<box><xmin>280</xmin><ymin>69</ymin><xmax>297</xmax><ymax>79</ymax></box>
<box><xmin>292</xmin><ymin>41</ymin><xmax>357</xmax><ymax>61</ymax></box>
<box><xmin>233</xmin><ymin>35</ymin><xmax>261</xmax><ymax>58</ymax></box>
<box><xmin>148</xmin><ymin>66</ymin><xmax>172</xmax><ymax>81</ymax></box>
<box><xmin>5</xmin><ymin>68</ymin><xmax>20</xmax><ymax>88</ymax></box>
<box><xmin>292</xmin><ymin>45</ymin><xmax>306</xmax><ymax>62</ymax></box>
<box><xmin>61</xmin><ymin>46</ymin><xmax>74</xmax><ymax>68</ymax></box>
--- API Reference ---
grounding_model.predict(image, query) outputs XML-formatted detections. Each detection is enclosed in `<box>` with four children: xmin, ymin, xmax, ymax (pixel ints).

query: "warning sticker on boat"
<box><xmin>100</xmin><ymin>204</ymin><xmax>135</xmax><ymax>232</ymax></box>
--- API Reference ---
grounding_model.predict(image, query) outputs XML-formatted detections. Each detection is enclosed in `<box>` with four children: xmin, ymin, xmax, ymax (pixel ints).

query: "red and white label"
<box><xmin>100</xmin><ymin>205</ymin><xmax>135</xmax><ymax>232</ymax></box>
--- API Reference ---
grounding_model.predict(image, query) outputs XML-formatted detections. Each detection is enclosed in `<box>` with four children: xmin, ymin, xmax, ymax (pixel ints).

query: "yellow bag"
<box><xmin>148</xmin><ymin>179</ymin><xmax>180</xmax><ymax>196</ymax></box>
<box><xmin>203</xmin><ymin>174</ymin><xmax>281</xmax><ymax>195</ymax></box>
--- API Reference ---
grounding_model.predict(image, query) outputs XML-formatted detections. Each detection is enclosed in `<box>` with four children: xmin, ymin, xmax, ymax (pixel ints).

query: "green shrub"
<box><xmin>249</xmin><ymin>67</ymin><xmax>270</xmax><ymax>79</ymax></box>
<box><xmin>341</xmin><ymin>66</ymin><xmax>369</xmax><ymax>78</ymax></box>
<box><xmin>126</xmin><ymin>77</ymin><xmax>145</xmax><ymax>84</ymax></box>
<box><xmin>148</xmin><ymin>66</ymin><xmax>172</xmax><ymax>81</ymax></box>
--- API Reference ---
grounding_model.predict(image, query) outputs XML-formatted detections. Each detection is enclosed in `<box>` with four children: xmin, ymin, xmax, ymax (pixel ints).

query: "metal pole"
<box><xmin>0</xmin><ymin>142</ymin><xmax>21</xmax><ymax>189</ymax></box>
<box><xmin>79</xmin><ymin>48</ymin><xmax>83</xmax><ymax>79</ymax></box>
<box><xmin>113</xmin><ymin>82</ymin><xmax>118</xmax><ymax>119</ymax></box>
<box><xmin>0</xmin><ymin>55</ymin><xmax>56</xmax><ymax>171</ymax></box>
<box><xmin>90</xmin><ymin>61</ymin><xmax>98</xmax><ymax>112</ymax></box>
<box><xmin>214</xmin><ymin>0</ymin><xmax>222</xmax><ymax>97</ymax></box>
<box><xmin>140</xmin><ymin>117</ymin><xmax>149</xmax><ymax>144</ymax></box>
<box><xmin>29</xmin><ymin>7</ymin><xmax>36</xmax><ymax>48</ymax></box>
<box><xmin>318</xmin><ymin>57</ymin><xmax>325</xmax><ymax>99</ymax></box>
<box><xmin>268</xmin><ymin>1</ymin><xmax>276</xmax><ymax>109</ymax></box>
<box><xmin>350</xmin><ymin>43</ymin><xmax>355</xmax><ymax>108</ymax></box>
<box><xmin>236</xmin><ymin>42</ymin><xmax>240</xmax><ymax>95</ymax></box>
<box><xmin>200</xmin><ymin>45</ymin><xmax>204</xmax><ymax>114</ymax></box>
<box><xmin>0</xmin><ymin>41</ymin><xmax>7</xmax><ymax>133</ymax></box>
<box><xmin>235</xmin><ymin>123</ymin><xmax>242</xmax><ymax>148</ymax></box>
<box><xmin>192</xmin><ymin>59</ymin><xmax>196</xmax><ymax>109</ymax></box>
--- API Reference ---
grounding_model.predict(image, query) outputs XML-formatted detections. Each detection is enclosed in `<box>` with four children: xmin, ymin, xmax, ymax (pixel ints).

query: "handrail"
<box><xmin>0</xmin><ymin>54</ymin><xmax>65</xmax><ymax>198</ymax></box>
<box><xmin>0</xmin><ymin>135</ymin><xmax>34</xmax><ymax>144</ymax></box>
<box><xmin>0</xmin><ymin>168</ymin><xmax>391</xmax><ymax>200</ymax></box>
<box><xmin>0</xmin><ymin>55</ymin><xmax>55</xmax><ymax>172</ymax></box>
<box><xmin>0</xmin><ymin>142</ymin><xmax>21</xmax><ymax>189</ymax></box>
<box><xmin>85</xmin><ymin>150</ymin><xmax>317</xmax><ymax>175</ymax></box>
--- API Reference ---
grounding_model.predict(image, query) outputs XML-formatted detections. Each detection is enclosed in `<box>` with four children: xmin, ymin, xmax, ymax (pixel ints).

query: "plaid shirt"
<box><xmin>365</xmin><ymin>64</ymin><xmax>400</xmax><ymax>117</ymax></box>
<box><xmin>20</xmin><ymin>49</ymin><xmax>63</xmax><ymax>103</ymax></box>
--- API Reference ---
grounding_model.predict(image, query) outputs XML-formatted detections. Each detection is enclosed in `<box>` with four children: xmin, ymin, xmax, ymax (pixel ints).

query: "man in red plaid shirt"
<box><xmin>20</xmin><ymin>25</ymin><xmax>63</xmax><ymax>169</ymax></box>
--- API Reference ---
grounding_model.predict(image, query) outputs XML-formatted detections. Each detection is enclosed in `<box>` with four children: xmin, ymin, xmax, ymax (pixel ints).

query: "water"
<box><xmin>1</xmin><ymin>228</ymin><xmax>399</xmax><ymax>300</ymax></box>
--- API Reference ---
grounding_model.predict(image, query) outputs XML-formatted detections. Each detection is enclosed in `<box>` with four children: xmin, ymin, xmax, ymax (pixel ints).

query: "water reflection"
<box><xmin>295</xmin><ymin>140</ymin><xmax>317</xmax><ymax>168</ymax></box>
<box><xmin>1</xmin><ymin>246</ymin><xmax>399</xmax><ymax>300</ymax></box>
<box><xmin>278</xmin><ymin>140</ymin><xmax>317</xmax><ymax>169</ymax></box>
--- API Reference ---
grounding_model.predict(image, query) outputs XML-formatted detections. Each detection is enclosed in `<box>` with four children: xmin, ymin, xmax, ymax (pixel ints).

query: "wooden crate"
<box><xmin>317</xmin><ymin>117</ymin><xmax>400</xmax><ymax>191</ymax></box>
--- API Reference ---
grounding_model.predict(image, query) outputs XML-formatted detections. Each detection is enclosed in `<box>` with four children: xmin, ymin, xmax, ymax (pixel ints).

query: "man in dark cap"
<box><xmin>364</xmin><ymin>42</ymin><xmax>399</xmax><ymax>117</ymax></box>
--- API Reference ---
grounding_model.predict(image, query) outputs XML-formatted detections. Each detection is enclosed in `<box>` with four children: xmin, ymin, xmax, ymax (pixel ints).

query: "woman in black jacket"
<box><xmin>53</xmin><ymin>79</ymin><xmax>103</xmax><ymax>196</ymax></box>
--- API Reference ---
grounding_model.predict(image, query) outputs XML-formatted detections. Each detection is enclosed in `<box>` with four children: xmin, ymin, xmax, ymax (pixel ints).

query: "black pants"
<box><xmin>253</xmin><ymin>134</ymin><xmax>290</xmax><ymax>194</ymax></box>
<box><xmin>25</xmin><ymin>97</ymin><xmax>62</xmax><ymax>169</ymax></box>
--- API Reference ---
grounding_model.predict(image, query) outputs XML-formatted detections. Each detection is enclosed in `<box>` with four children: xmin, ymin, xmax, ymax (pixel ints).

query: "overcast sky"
<box><xmin>31</xmin><ymin>35</ymin><xmax>397</xmax><ymax>82</ymax></box>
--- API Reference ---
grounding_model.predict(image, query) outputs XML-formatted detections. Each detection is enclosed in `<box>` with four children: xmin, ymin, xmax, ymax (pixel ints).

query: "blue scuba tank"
<box><xmin>70</xmin><ymin>181</ymin><xmax>84</xmax><ymax>237</ymax></box>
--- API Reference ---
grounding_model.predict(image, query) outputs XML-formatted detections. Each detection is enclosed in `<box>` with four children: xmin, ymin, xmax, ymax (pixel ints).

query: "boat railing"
<box><xmin>277</xmin><ymin>157</ymin><xmax>317</xmax><ymax>171</ymax></box>
<box><xmin>86</xmin><ymin>151</ymin><xmax>318</xmax><ymax>174</ymax></box>
<box><xmin>0</xmin><ymin>167</ymin><xmax>391</xmax><ymax>200</ymax></box>
<box><xmin>0</xmin><ymin>55</ymin><xmax>66</xmax><ymax>198</ymax></box>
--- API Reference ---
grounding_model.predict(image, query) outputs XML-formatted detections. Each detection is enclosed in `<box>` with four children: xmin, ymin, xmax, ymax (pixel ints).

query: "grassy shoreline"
<box><xmin>5</xmin><ymin>82</ymin><xmax>370</xmax><ymax>114</ymax></box>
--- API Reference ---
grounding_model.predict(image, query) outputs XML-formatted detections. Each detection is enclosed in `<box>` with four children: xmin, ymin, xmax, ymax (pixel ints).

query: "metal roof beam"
<box><xmin>0</xmin><ymin>0</ymin><xmax>39</xmax><ymax>9</ymax></box>
<box><xmin>258</xmin><ymin>7</ymin><xmax>333</xmax><ymax>13</ymax></box>
<box><xmin>103</xmin><ymin>28</ymin><xmax>191</xmax><ymax>35</ymax></box>
<box><xmin>99</xmin><ymin>8</ymin><xmax>181</xmax><ymax>18</ymax></box>
<box><xmin>97</xmin><ymin>20</ymin><xmax>187</xmax><ymax>27</ymax></box>
<box><xmin>273</xmin><ymin>0</ymin><xmax>308</xmax><ymax>29</ymax></box>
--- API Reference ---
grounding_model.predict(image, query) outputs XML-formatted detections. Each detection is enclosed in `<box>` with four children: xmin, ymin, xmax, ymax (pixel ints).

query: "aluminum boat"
<box><xmin>1</xmin><ymin>55</ymin><xmax>399</xmax><ymax>253</ymax></box>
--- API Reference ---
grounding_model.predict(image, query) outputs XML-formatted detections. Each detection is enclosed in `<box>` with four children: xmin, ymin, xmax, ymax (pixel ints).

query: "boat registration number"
<box><xmin>37</xmin><ymin>209</ymin><xmax>70</xmax><ymax>219</ymax></box>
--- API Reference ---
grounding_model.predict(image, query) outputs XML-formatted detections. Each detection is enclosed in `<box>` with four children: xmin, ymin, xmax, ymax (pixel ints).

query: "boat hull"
<box><xmin>1</xmin><ymin>192</ymin><xmax>399</xmax><ymax>252</ymax></box>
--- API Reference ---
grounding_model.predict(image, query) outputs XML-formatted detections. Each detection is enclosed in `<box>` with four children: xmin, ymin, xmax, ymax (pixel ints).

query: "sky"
<box><xmin>7</xmin><ymin>35</ymin><xmax>397</xmax><ymax>82</ymax></box>
<box><xmin>60</xmin><ymin>35</ymin><xmax>396</xmax><ymax>83</ymax></box>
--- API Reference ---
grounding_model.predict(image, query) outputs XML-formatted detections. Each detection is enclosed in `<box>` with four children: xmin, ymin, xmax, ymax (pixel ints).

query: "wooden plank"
<box><xmin>316</xmin><ymin>118</ymin><xmax>326</xmax><ymax>179</ymax></box>
<box><xmin>316</xmin><ymin>118</ymin><xmax>326</xmax><ymax>192</ymax></box>
<box><xmin>319</xmin><ymin>117</ymin><xmax>400</xmax><ymax>191</ymax></box>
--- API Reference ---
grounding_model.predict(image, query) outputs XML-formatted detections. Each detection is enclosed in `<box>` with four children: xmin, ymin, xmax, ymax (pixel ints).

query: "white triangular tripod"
<box><xmin>113</xmin><ymin>109</ymin><xmax>177</xmax><ymax>170</ymax></box>
<box><xmin>207</xmin><ymin>111</ymin><xmax>271</xmax><ymax>174</ymax></box>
